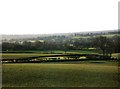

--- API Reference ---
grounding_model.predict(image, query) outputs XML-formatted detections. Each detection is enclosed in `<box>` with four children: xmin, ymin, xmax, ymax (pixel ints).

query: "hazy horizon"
<box><xmin>1</xmin><ymin>29</ymin><xmax>118</xmax><ymax>35</ymax></box>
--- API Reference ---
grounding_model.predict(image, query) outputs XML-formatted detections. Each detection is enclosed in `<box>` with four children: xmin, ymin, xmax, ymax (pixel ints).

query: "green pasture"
<box><xmin>73</xmin><ymin>34</ymin><xmax>119</xmax><ymax>39</ymax></box>
<box><xmin>2</xmin><ymin>52</ymin><xmax>119</xmax><ymax>60</ymax></box>
<box><xmin>65</xmin><ymin>50</ymin><xmax>98</xmax><ymax>54</ymax></box>
<box><xmin>2</xmin><ymin>61</ymin><xmax>118</xmax><ymax>87</ymax></box>
<box><xmin>1</xmin><ymin>50</ymin><xmax>98</xmax><ymax>59</ymax></box>
<box><xmin>101</xmin><ymin>34</ymin><xmax>120</xmax><ymax>37</ymax></box>
<box><xmin>2</xmin><ymin>49</ymin><xmax>98</xmax><ymax>54</ymax></box>
<box><xmin>2</xmin><ymin>53</ymin><xmax>57</xmax><ymax>59</ymax></box>
<box><xmin>112</xmin><ymin>53</ymin><xmax>120</xmax><ymax>59</ymax></box>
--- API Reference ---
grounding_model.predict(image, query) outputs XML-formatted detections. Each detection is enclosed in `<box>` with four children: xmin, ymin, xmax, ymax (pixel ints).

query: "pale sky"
<box><xmin>0</xmin><ymin>0</ymin><xmax>119</xmax><ymax>34</ymax></box>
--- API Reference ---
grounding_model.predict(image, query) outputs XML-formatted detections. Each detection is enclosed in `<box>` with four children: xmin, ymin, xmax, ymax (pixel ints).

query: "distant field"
<box><xmin>2</xmin><ymin>52</ymin><xmax>119</xmax><ymax>60</ymax></box>
<box><xmin>73</xmin><ymin>34</ymin><xmax>119</xmax><ymax>39</ymax></box>
<box><xmin>2</xmin><ymin>53</ymin><xmax>57</xmax><ymax>59</ymax></box>
<box><xmin>112</xmin><ymin>53</ymin><xmax>120</xmax><ymax>59</ymax></box>
<box><xmin>1</xmin><ymin>50</ymin><xmax>98</xmax><ymax>59</ymax></box>
<box><xmin>101</xmin><ymin>34</ymin><xmax>120</xmax><ymax>37</ymax></box>
<box><xmin>2</xmin><ymin>50</ymin><xmax>98</xmax><ymax>54</ymax></box>
<box><xmin>2</xmin><ymin>61</ymin><xmax>118</xmax><ymax>87</ymax></box>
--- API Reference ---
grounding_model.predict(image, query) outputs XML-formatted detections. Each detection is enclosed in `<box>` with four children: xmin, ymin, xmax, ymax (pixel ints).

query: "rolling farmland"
<box><xmin>2</xmin><ymin>61</ymin><xmax>118</xmax><ymax>87</ymax></box>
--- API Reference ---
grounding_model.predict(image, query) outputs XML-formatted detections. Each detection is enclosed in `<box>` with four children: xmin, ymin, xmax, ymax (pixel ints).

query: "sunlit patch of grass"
<box><xmin>112</xmin><ymin>53</ymin><xmax>120</xmax><ymax>59</ymax></box>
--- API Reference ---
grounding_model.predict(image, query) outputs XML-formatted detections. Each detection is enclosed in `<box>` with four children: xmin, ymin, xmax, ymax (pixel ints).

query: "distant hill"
<box><xmin>2</xmin><ymin>30</ymin><xmax>118</xmax><ymax>40</ymax></box>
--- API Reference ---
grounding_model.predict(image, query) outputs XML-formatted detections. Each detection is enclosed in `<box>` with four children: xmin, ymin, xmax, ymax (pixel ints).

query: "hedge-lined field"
<box><xmin>1</xmin><ymin>50</ymin><xmax>98</xmax><ymax>59</ymax></box>
<box><xmin>2</xmin><ymin>61</ymin><xmax>118</xmax><ymax>87</ymax></box>
<box><xmin>2</xmin><ymin>53</ymin><xmax>57</xmax><ymax>59</ymax></box>
<box><xmin>2</xmin><ymin>52</ymin><xmax>119</xmax><ymax>59</ymax></box>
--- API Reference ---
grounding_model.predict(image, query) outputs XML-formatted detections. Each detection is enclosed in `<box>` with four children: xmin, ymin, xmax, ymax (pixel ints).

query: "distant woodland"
<box><xmin>2</xmin><ymin>30</ymin><xmax>119</xmax><ymax>56</ymax></box>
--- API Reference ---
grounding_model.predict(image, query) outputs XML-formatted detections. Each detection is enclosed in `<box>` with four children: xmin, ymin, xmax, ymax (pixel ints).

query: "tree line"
<box><xmin>2</xmin><ymin>35</ymin><xmax>119</xmax><ymax>56</ymax></box>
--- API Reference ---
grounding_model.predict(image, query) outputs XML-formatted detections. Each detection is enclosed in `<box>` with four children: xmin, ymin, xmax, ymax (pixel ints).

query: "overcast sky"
<box><xmin>0</xmin><ymin>0</ymin><xmax>119</xmax><ymax>34</ymax></box>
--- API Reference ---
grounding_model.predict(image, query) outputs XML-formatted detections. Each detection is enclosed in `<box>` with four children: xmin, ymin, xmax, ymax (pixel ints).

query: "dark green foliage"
<box><xmin>2</xmin><ymin>34</ymin><xmax>119</xmax><ymax>55</ymax></box>
<box><xmin>92</xmin><ymin>35</ymin><xmax>120</xmax><ymax>56</ymax></box>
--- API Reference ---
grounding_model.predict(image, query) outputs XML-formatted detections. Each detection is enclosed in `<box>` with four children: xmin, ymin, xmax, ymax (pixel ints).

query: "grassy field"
<box><xmin>73</xmin><ymin>34</ymin><xmax>120</xmax><ymax>39</ymax></box>
<box><xmin>112</xmin><ymin>53</ymin><xmax>120</xmax><ymax>59</ymax></box>
<box><xmin>2</xmin><ymin>50</ymin><xmax>98</xmax><ymax>54</ymax></box>
<box><xmin>2</xmin><ymin>61</ymin><xmax>118</xmax><ymax>87</ymax></box>
<box><xmin>1</xmin><ymin>50</ymin><xmax>98</xmax><ymax>59</ymax></box>
<box><xmin>2</xmin><ymin>52</ymin><xmax>119</xmax><ymax>60</ymax></box>
<box><xmin>2</xmin><ymin>53</ymin><xmax>57</xmax><ymax>59</ymax></box>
